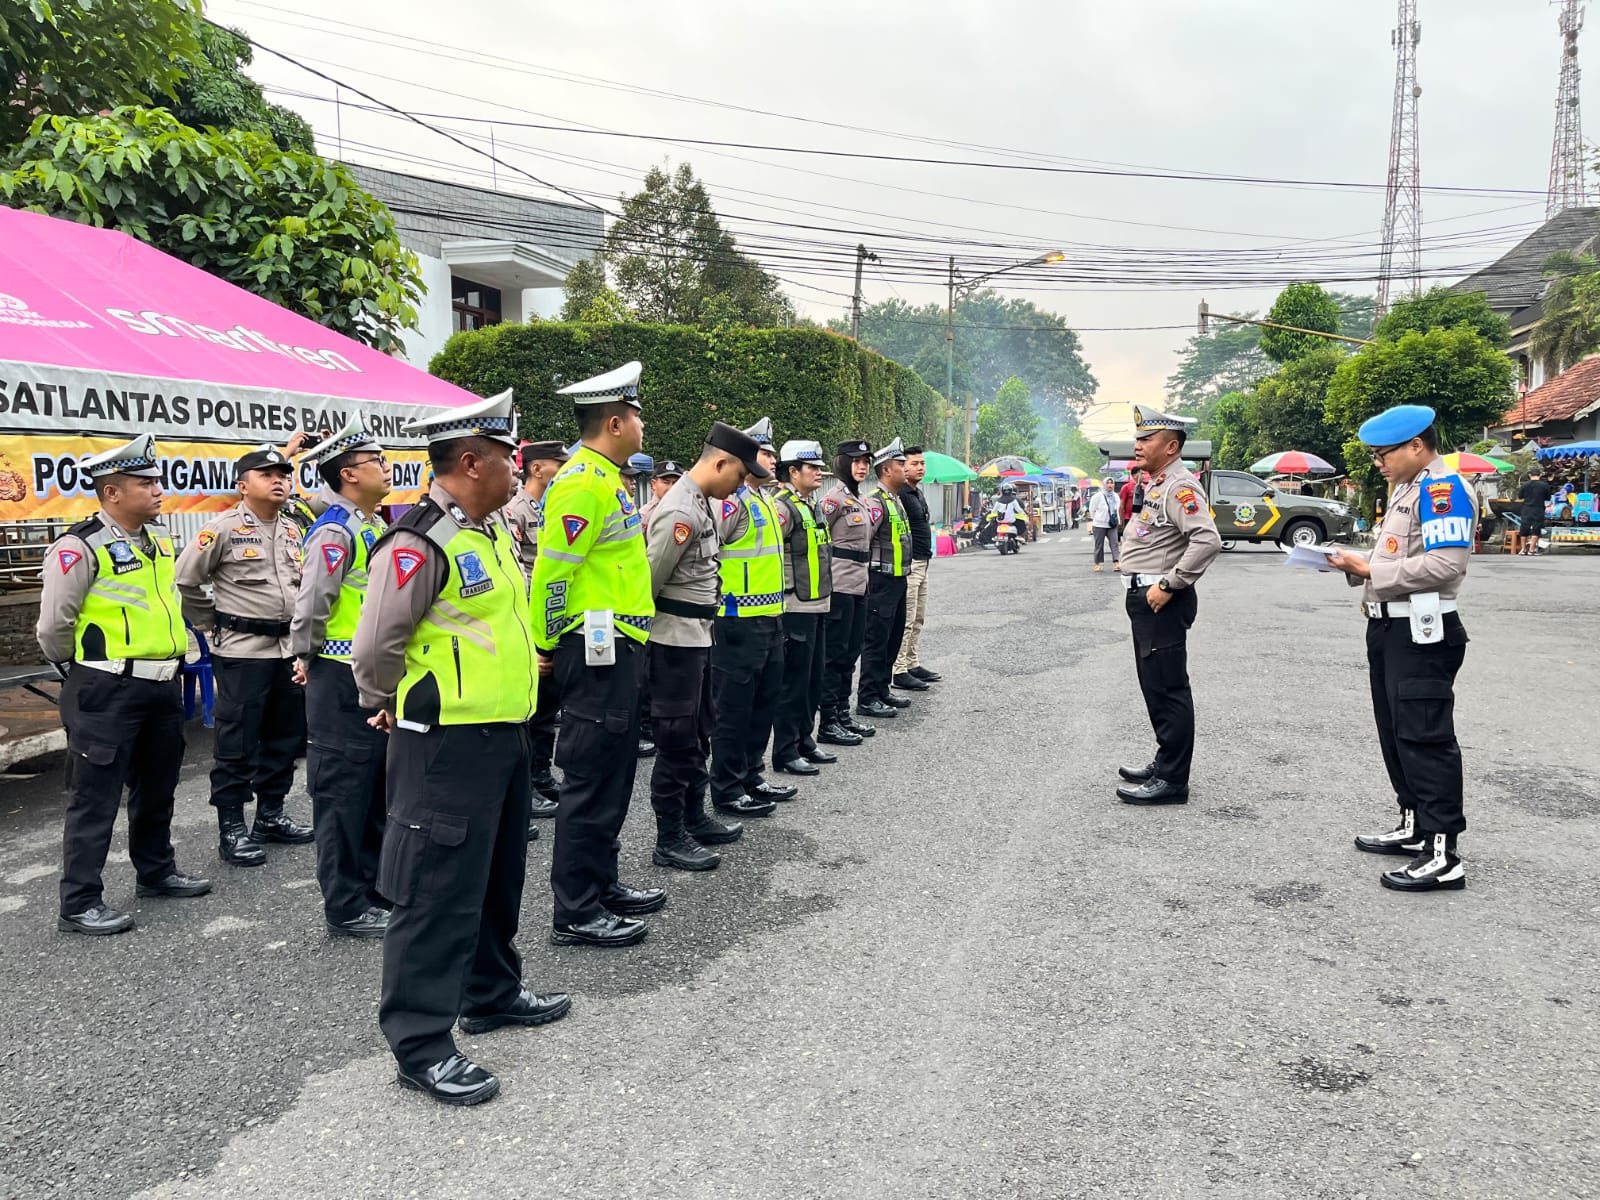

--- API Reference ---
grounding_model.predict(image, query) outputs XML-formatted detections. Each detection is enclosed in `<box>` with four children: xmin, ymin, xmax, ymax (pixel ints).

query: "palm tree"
<box><xmin>1531</xmin><ymin>252</ymin><xmax>1600</xmax><ymax>374</ymax></box>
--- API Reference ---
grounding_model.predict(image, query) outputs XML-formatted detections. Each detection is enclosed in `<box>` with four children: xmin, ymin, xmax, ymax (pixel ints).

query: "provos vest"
<box><xmin>307</xmin><ymin>503</ymin><xmax>385</xmax><ymax>662</ymax></box>
<box><xmin>69</xmin><ymin>516</ymin><xmax>186</xmax><ymax>662</ymax></box>
<box><xmin>379</xmin><ymin>501</ymin><xmax>538</xmax><ymax>727</ymax></box>
<box><xmin>719</xmin><ymin>486</ymin><xmax>785</xmax><ymax>616</ymax></box>
<box><xmin>776</xmin><ymin>488</ymin><xmax>833</xmax><ymax>603</ymax></box>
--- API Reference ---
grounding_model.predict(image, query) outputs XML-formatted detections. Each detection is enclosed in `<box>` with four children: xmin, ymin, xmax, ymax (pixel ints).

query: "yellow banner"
<box><xmin>0</xmin><ymin>434</ymin><xmax>431</xmax><ymax>519</ymax></box>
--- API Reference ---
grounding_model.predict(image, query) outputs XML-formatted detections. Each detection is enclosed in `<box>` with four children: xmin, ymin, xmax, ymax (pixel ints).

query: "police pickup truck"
<box><xmin>1097</xmin><ymin>438</ymin><xmax>1357</xmax><ymax>548</ymax></box>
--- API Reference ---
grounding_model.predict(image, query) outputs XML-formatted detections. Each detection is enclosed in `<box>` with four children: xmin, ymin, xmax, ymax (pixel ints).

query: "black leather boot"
<box><xmin>253</xmin><ymin>805</ymin><xmax>314</xmax><ymax>844</ymax></box>
<box><xmin>1354</xmin><ymin>807</ymin><xmax>1424</xmax><ymax>856</ymax></box>
<box><xmin>1381</xmin><ymin>833</ymin><xmax>1466</xmax><ymax>892</ymax></box>
<box><xmin>218</xmin><ymin>814</ymin><xmax>266</xmax><ymax>867</ymax></box>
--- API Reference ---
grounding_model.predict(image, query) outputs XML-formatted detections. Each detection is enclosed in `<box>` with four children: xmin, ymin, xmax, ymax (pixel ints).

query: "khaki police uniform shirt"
<box><xmin>36</xmin><ymin>513</ymin><xmax>163</xmax><ymax>663</ymax></box>
<box><xmin>775</xmin><ymin>486</ymin><xmax>831</xmax><ymax>615</ymax></box>
<box><xmin>646</xmin><ymin>474</ymin><xmax>719</xmax><ymax>648</ymax></box>
<box><xmin>290</xmin><ymin>484</ymin><xmax>381</xmax><ymax>660</ymax></box>
<box><xmin>175</xmin><ymin>501</ymin><xmax>302</xmax><ymax>659</ymax></box>
<box><xmin>1116</xmin><ymin>462</ymin><xmax>1221</xmax><ymax>588</ymax></box>
<box><xmin>821</xmin><ymin>480</ymin><xmax>873</xmax><ymax>596</ymax></box>
<box><xmin>502</xmin><ymin>487</ymin><xmax>542</xmax><ymax>573</ymax></box>
<box><xmin>1352</xmin><ymin>457</ymin><xmax>1472</xmax><ymax>604</ymax></box>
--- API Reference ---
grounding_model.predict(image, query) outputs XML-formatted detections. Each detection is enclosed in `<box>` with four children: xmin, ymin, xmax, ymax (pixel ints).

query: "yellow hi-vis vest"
<box><xmin>382</xmin><ymin>502</ymin><xmax>538</xmax><ymax>726</ymax></box>
<box><xmin>867</xmin><ymin>484</ymin><xmax>909</xmax><ymax>577</ymax></box>
<box><xmin>718</xmin><ymin>486</ymin><xmax>785</xmax><ymax>617</ymax></box>
<box><xmin>308</xmin><ymin>503</ymin><xmax>385</xmax><ymax>662</ymax></box>
<box><xmin>69</xmin><ymin>516</ymin><xmax>186</xmax><ymax>662</ymax></box>
<box><xmin>776</xmin><ymin>487</ymin><xmax>833</xmax><ymax>603</ymax></box>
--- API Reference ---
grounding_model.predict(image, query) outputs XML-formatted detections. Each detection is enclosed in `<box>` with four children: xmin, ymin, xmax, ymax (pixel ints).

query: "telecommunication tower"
<box><xmin>1376</xmin><ymin>1</ymin><xmax>1423</xmax><ymax>317</ymax></box>
<box><xmin>1548</xmin><ymin>1</ymin><xmax>1590</xmax><ymax>217</ymax></box>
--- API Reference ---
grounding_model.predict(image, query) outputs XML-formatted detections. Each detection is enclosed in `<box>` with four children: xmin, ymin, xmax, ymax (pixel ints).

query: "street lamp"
<box><xmin>945</xmin><ymin>252</ymin><xmax>1066</xmax><ymax>456</ymax></box>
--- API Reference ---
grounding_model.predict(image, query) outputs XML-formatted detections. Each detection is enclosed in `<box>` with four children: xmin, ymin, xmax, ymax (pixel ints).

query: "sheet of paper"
<box><xmin>1281</xmin><ymin>543</ymin><xmax>1344</xmax><ymax>572</ymax></box>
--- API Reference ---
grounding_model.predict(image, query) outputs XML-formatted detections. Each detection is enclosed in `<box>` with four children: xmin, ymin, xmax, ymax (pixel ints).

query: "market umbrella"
<box><xmin>1441</xmin><ymin>451</ymin><xmax>1512</xmax><ymax>475</ymax></box>
<box><xmin>1535</xmin><ymin>440</ymin><xmax>1600</xmax><ymax>461</ymax></box>
<box><xmin>919</xmin><ymin>450</ymin><xmax>978</xmax><ymax>483</ymax></box>
<box><xmin>1250</xmin><ymin>450</ymin><xmax>1336</xmax><ymax>475</ymax></box>
<box><xmin>978</xmin><ymin>456</ymin><xmax>1044</xmax><ymax>476</ymax></box>
<box><xmin>1045</xmin><ymin>465</ymin><xmax>1089</xmax><ymax>479</ymax></box>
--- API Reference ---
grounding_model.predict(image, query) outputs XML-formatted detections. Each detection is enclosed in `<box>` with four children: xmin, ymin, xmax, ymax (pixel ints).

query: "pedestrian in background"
<box><xmin>1090</xmin><ymin>478</ymin><xmax>1121</xmax><ymax>572</ymax></box>
<box><xmin>892</xmin><ymin>446</ymin><xmax>940</xmax><ymax>694</ymax></box>
<box><xmin>1518</xmin><ymin>467</ymin><xmax>1552</xmax><ymax>556</ymax></box>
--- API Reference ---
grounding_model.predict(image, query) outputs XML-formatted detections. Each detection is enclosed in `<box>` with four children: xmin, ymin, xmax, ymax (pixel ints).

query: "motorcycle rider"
<box><xmin>993</xmin><ymin>483</ymin><xmax>1028</xmax><ymax>550</ymax></box>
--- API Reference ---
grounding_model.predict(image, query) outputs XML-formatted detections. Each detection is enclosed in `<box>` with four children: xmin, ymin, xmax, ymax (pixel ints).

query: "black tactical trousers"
<box><xmin>209</xmin><ymin>655</ymin><xmax>306</xmax><ymax>818</ymax></box>
<box><xmin>820</xmin><ymin>591</ymin><xmax>867</xmax><ymax>718</ymax></box>
<box><xmin>549</xmin><ymin>633</ymin><xmax>642</xmax><ymax>924</ymax></box>
<box><xmin>58</xmin><ymin>668</ymin><xmax>183</xmax><ymax>914</ymax></box>
<box><xmin>858</xmin><ymin>573</ymin><xmax>907</xmax><ymax>705</ymax></box>
<box><xmin>1366</xmin><ymin>613</ymin><xmax>1468</xmax><ymax>836</ymax></box>
<box><xmin>1126</xmin><ymin>586</ymin><xmax>1198</xmax><ymax>787</ymax></box>
<box><xmin>528</xmin><ymin>665</ymin><xmax>561</xmax><ymax>779</ymax></box>
<box><xmin>378</xmin><ymin>721</ymin><xmax>531</xmax><ymax>1075</ymax></box>
<box><xmin>305</xmin><ymin>657</ymin><xmax>388</xmax><ymax>923</ymax></box>
<box><xmin>773</xmin><ymin>611</ymin><xmax>827</xmax><ymax>764</ymax></box>
<box><xmin>648</xmin><ymin>642</ymin><xmax>712</xmax><ymax>838</ymax></box>
<box><xmin>710</xmin><ymin>616</ymin><xmax>784</xmax><ymax>805</ymax></box>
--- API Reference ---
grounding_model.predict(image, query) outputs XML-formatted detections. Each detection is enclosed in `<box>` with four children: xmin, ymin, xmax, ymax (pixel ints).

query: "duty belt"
<box><xmin>1121</xmin><ymin>573</ymin><xmax>1166</xmax><ymax>588</ymax></box>
<box><xmin>78</xmin><ymin>658</ymin><xmax>181</xmax><ymax>681</ymax></box>
<box><xmin>1362</xmin><ymin>599</ymin><xmax>1458</xmax><ymax>619</ymax></box>
<box><xmin>869</xmin><ymin>563</ymin><xmax>903</xmax><ymax>575</ymax></box>
<box><xmin>831</xmin><ymin>547</ymin><xmax>869</xmax><ymax>563</ymax></box>
<box><xmin>216</xmin><ymin>612</ymin><xmax>292</xmax><ymax>637</ymax></box>
<box><xmin>655</xmin><ymin>597</ymin><xmax>716</xmax><ymax>620</ymax></box>
<box><xmin>615</xmin><ymin>613</ymin><xmax>654</xmax><ymax>633</ymax></box>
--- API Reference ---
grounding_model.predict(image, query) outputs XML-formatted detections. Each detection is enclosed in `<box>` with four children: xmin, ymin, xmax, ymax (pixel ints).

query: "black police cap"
<box><xmin>705</xmin><ymin>421</ymin><xmax>772</xmax><ymax>481</ymax></box>
<box><xmin>836</xmin><ymin>439</ymin><xmax>870</xmax><ymax>458</ymax></box>
<box><xmin>656</xmin><ymin>460</ymin><xmax>685</xmax><ymax>478</ymax></box>
<box><xmin>233</xmin><ymin>445</ymin><xmax>294</xmax><ymax>478</ymax></box>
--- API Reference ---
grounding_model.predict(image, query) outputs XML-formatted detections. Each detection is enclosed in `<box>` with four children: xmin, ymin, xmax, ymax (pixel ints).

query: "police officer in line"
<box><xmin>176</xmin><ymin>444</ymin><xmax>314</xmax><ymax>867</ymax></box>
<box><xmin>643</xmin><ymin>460</ymin><xmax>683</xmax><ymax>521</ymax></box>
<box><xmin>891</xmin><ymin>446</ymin><xmax>942</xmax><ymax>693</ymax></box>
<box><xmin>352</xmin><ymin>388</ymin><xmax>568</xmax><ymax>1107</ymax></box>
<box><xmin>817</xmin><ymin>439</ymin><xmax>878</xmax><ymax>746</ymax></box>
<box><xmin>709</xmin><ymin>417</ymin><xmax>794</xmax><ymax>817</ymax></box>
<box><xmin>37</xmin><ymin>435</ymin><xmax>210</xmax><ymax>936</ymax></box>
<box><xmin>626</xmin><ymin>453</ymin><xmax>659</xmax><ymax>762</ymax></box>
<box><xmin>1329</xmin><ymin>404</ymin><xmax>1474</xmax><ymax>893</ymax></box>
<box><xmin>289</xmin><ymin>416</ymin><xmax>393</xmax><ymax>939</ymax></box>
<box><xmin>531</xmin><ymin>361</ymin><xmax>665</xmax><ymax>949</ymax></box>
<box><xmin>503</xmin><ymin>440</ymin><xmax>571</xmax><ymax>824</ymax></box>
<box><xmin>855</xmin><ymin>438</ymin><xmax>914</xmax><ymax>720</ymax></box>
<box><xmin>1113</xmin><ymin>405</ymin><xmax>1221</xmax><ymax>807</ymax></box>
<box><xmin>770</xmin><ymin>439</ymin><xmax>837</xmax><ymax>778</ymax></box>
<box><xmin>644</xmin><ymin>424</ymin><xmax>760</xmax><ymax>871</ymax></box>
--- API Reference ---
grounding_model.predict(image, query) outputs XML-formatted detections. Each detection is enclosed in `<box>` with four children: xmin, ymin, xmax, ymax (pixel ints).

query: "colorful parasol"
<box><xmin>920</xmin><ymin>450</ymin><xmax>978</xmax><ymax>483</ymax></box>
<box><xmin>977</xmin><ymin>456</ymin><xmax>1044</xmax><ymax>477</ymax></box>
<box><xmin>1045</xmin><ymin>465</ymin><xmax>1090</xmax><ymax>479</ymax></box>
<box><xmin>1249</xmin><ymin>450</ymin><xmax>1336</xmax><ymax>475</ymax></box>
<box><xmin>1440</xmin><ymin>451</ymin><xmax>1512</xmax><ymax>474</ymax></box>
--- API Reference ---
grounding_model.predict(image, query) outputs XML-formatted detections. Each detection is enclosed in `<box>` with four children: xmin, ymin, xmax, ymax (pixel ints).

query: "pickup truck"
<box><xmin>1096</xmin><ymin>438</ymin><xmax>1358</xmax><ymax>548</ymax></box>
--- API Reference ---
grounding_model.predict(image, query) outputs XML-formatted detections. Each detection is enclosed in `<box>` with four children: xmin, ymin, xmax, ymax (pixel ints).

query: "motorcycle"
<box><xmin>995</xmin><ymin>520</ymin><xmax>1021</xmax><ymax>555</ymax></box>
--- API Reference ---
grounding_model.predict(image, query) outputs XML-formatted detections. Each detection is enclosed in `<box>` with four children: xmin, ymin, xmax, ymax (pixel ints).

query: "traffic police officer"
<box><xmin>818</xmin><ymin>439</ymin><xmax>877</xmax><ymax>745</ymax></box>
<box><xmin>710</xmin><ymin>417</ymin><xmax>793</xmax><ymax>817</ymax></box>
<box><xmin>770</xmin><ymin>439</ymin><xmax>837</xmax><ymax>777</ymax></box>
<box><xmin>1329</xmin><ymin>404</ymin><xmax>1474</xmax><ymax>893</ymax></box>
<box><xmin>176</xmin><ymin>444</ymin><xmax>314</xmax><ymax>866</ymax></box>
<box><xmin>644</xmin><ymin>423</ymin><xmax>759</xmax><ymax>870</ymax></box>
<box><xmin>353</xmin><ymin>388</ymin><xmax>568</xmax><ymax>1107</ymax></box>
<box><xmin>532</xmin><ymin>361</ymin><xmax>665</xmax><ymax>948</ymax></box>
<box><xmin>504</xmin><ymin>440</ymin><xmax>571</xmax><ymax>823</ymax></box>
<box><xmin>38</xmin><ymin>435</ymin><xmax>210</xmax><ymax>936</ymax></box>
<box><xmin>290</xmin><ymin>416</ymin><xmax>393</xmax><ymax>938</ymax></box>
<box><xmin>856</xmin><ymin>438</ymin><xmax>914</xmax><ymax>720</ymax></box>
<box><xmin>1113</xmin><ymin>405</ymin><xmax>1221</xmax><ymax>806</ymax></box>
<box><xmin>626</xmin><ymin>454</ymin><xmax>658</xmax><ymax>760</ymax></box>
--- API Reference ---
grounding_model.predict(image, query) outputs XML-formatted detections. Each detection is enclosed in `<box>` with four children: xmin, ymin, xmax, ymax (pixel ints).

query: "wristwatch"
<box><xmin>1157</xmin><ymin>579</ymin><xmax>1174</xmax><ymax>593</ymax></box>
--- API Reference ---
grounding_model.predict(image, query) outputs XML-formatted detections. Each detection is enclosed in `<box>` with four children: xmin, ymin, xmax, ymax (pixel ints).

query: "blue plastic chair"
<box><xmin>182</xmin><ymin>622</ymin><xmax>215</xmax><ymax>728</ymax></box>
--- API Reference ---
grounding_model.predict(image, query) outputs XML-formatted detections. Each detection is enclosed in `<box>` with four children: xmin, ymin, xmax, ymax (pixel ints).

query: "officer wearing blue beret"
<box><xmin>1328</xmin><ymin>405</ymin><xmax>1473</xmax><ymax>893</ymax></box>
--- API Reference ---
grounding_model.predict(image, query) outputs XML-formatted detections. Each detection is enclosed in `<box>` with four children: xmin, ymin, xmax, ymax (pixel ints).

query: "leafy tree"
<box><xmin>1329</xmin><ymin>291</ymin><xmax>1377</xmax><ymax>341</ymax></box>
<box><xmin>1</xmin><ymin>107</ymin><xmax>423</xmax><ymax>351</ymax></box>
<box><xmin>970</xmin><ymin>376</ymin><xmax>1041</xmax><ymax>463</ymax></box>
<box><xmin>1259</xmin><ymin>282</ymin><xmax>1342</xmax><ymax>364</ymax></box>
<box><xmin>170</xmin><ymin>23</ymin><xmax>314</xmax><ymax>153</ymax></box>
<box><xmin>1531</xmin><ymin>252</ymin><xmax>1600</xmax><ymax>373</ymax></box>
<box><xmin>1044</xmin><ymin>420</ymin><xmax>1102</xmax><ymax>474</ymax></box>
<box><xmin>560</xmin><ymin>255</ymin><xmax>631</xmax><ymax>322</ymax></box>
<box><xmin>1166</xmin><ymin>320</ymin><xmax>1270</xmax><ymax>410</ymax></box>
<box><xmin>1374</xmin><ymin>286</ymin><xmax>1508</xmax><ymax>345</ymax></box>
<box><xmin>0</xmin><ymin>0</ymin><xmax>202</xmax><ymax>146</ymax></box>
<box><xmin>1202</xmin><ymin>392</ymin><xmax>1257</xmax><ymax>471</ymax></box>
<box><xmin>1249</xmin><ymin>347</ymin><xmax>1347</xmax><ymax>466</ymax></box>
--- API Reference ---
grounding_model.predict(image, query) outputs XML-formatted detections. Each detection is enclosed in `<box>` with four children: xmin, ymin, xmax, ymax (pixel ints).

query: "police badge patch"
<box><xmin>673</xmin><ymin>522</ymin><xmax>692</xmax><ymax>545</ymax></box>
<box><xmin>106</xmin><ymin>540</ymin><xmax>140</xmax><ymax>574</ymax></box>
<box><xmin>822</xmin><ymin>497</ymin><xmax>839</xmax><ymax>515</ymax></box>
<box><xmin>322</xmin><ymin>544</ymin><xmax>347</xmax><ymax>575</ymax></box>
<box><xmin>1419</xmin><ymin>472</ymin><xmax>1473</xmax><ymax>550</ymax></box>
<box><xmin>57</xmin><ymin>548</ymin><xmax>84</xmax><ymax>572</ymax></box>
<box><xmin>455</xmin><ymin>550</ymin><xmax>495</xmax><ymax>598</ymax></box>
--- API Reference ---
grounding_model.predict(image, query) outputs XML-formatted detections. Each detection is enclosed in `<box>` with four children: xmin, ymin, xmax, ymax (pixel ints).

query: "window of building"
<box><xmin>451</xmin><ymin>276</ymin><xmax>502</xmax><ymax>333</ymax></box>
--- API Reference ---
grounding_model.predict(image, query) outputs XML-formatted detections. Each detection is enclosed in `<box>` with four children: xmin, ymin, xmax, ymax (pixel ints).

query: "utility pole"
<box><xmin>1549</xmin><ymin>1</ymin><xmax>1590</xmax><ymax>217</ymax></box>
<box><xmin>944</xmin><ymin>257</ymin><xmax>957</xmax><ymax>455</ymax></box>
<box><xmin>1376</xmin><ymin>0</ymin><xmax>1423</xmax><ymax>317</ymax></box>
<box><xmin>962</xmin><ymin>392</ymin><xmax>974</xmax><ymax>511</ymax></box>
<box><xmin>849</xmin><ymin>243</ymin><xmax>878</xmax><ymax>340</ymax></box>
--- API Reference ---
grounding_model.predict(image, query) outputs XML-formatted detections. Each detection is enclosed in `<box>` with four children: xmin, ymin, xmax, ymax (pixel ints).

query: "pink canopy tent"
<box><xmin>0</xmin><ymin>206</ymin><xmax>483</xmax><ymax>517</ymax></box>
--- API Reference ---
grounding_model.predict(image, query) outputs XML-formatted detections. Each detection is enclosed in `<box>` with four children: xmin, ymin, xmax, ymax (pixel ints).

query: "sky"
<box><xmin>208</xmin><ymin>0</ymin><xmax>1580</xmax><ymax>438</ymax></box>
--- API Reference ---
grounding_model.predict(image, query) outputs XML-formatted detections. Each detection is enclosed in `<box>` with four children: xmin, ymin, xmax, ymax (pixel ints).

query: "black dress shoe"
<box><xmin>653</xmin><ymin>835</ymin><xmax>722</xmax><ymax>871</ymax></box>
<box><xmin>218</xmin><ymin>825</ymin><xmax>266</xmax><ymax>867</ymax></box>
<box><xmin>459</xmin><ymin>989</ymin><xmax>572</xmax><ymax>1034</ymax></box>
<box><xmin>1117</xmin><ymin>762</ymin><xmax>1156</xmax><ymax>784</ymax></box>
<box><xmin>685</xmin><ymin>815</ymin><xmax>744</xmax><ymax>844</ymax></box>
<box><xmin>776</xmin><ymin>757</ymin><xmax>821</xmax><ymax>776</ymax></box>
<box><xmin>551</xmin><ymin>912</ymin><xmax>648</xmax><ymax>947</ymax></box>
<box><xmin>637</xmin><ymin>739</ymin><xmax>657</xmax><ymax>758</ymax></box>
<box><xmin>818</xmin><ymin>722</ymin><xmax>864</xmax><ymax>746</ymax></box>
<box><xmin>328</xmin><ymin>906</ymin><xmax>390</xmax><ymax>939</ymax></box>
<box><xmin>1116</xmin><ymin>778</ymin><xmax>1189</xmax><ymax>805</ymax></box>
<box><xmin>396</xmin><ymin>1054</ymin><xmax>500</xmax><ymax>1106</ymax></box>
<box><xmin>803</xmin><ymin>748</ymin><xmax>838</xmax><ymax>765</ymax></box>
<box><xmin>528</xmin><ymin>793</ymin><xmax>559</xmax><ymax>818</ymax></box>
<box><xmin>57</xmin><ymin>904</ymin><xmax>135</xmax><ymax>936</ymax></box>
<box><xmin>842</xmin><ymin>716</ymin><xmax>877</xmax><ymax>738</ymax></box>
<box><xmin>715</xmin><ymin>793</ymin><xmax>777</xmax><ymax>817</ymax></box>
<box><xmin>529</xmin><ymin>770</ymin><xmax>562</xmax><ymax>805</ymax></box>
<box><xmin>135</xmin><ymin>872</ymin><xmax>212</xmax><ymax>898</ymax></box>
<box><xmin>910</xmin><ymin>667</ymin><xmax>942</xmax><ymax>683</ymax></box>
<box><xmin>857</xmin><ymin>699</ymin><xmax>898</xmax><ymax>719</ymax></box>
<box><xmin>253</xmin><ymin>809</ymin><xmax>314</xmax><ymax>845</ymax></box>
<box><xmin>752</xmin><ymin>780</ymin><xmax>799</xmax><ymax>802</ymax></box>
<box><xmin>601</xmin><ymin>883</ymin><xmax>668</xmax><ymax>915</ymax></box>
<box><xmin>892</xmin><ymin>672</ymin><xmax>930</xmax><ymax>691</ymax></box>
<box><xmin>884</xmin><ymin>694</ymin><xmax>912</xmax><ymax>709</ymax></box>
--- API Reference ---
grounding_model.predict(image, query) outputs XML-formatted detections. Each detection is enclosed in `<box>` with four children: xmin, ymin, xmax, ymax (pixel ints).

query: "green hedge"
<box><xmin>428</xmin><ymin>321</ymin><xmax>945</xmax><ymax>464</ymax></box>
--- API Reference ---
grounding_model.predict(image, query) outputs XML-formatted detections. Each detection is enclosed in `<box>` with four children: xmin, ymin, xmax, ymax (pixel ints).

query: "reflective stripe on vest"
<box><xmin>870</xmin><ymin>487</ymin><xmax>908</xmax><ymax>576</ymax></box>
<box><xmin>778</xmin><ymin>488</ymin><xmax>831</xmax><ymax>602</ymax></box>
<box><xmin>310</xmin><ymin>504</ymin><xmax>385</xmax><ymax>663</ymax></box>
<box><xmin>75</xmin><ymin>524</ymin><xmax>186</xmax><ymax>662</ymax></box>
<box><xmin>719</xmin><ymin>487</ymin><xmax>785</xmax><ymax>617</ymax></box>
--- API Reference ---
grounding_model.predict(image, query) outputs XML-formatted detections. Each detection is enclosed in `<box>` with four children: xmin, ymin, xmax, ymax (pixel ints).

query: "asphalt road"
<box><xmin>1</xmin><ymin>532</ymin><xmax>1596</xmax><ymax>1200</ymax></box>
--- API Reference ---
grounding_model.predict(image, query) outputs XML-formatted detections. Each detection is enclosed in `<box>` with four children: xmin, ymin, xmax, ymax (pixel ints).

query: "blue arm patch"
<box><xmin>1419</xmin><ymin>473</ymin><xmax>1474</xmax><ymax>550</ymax></box>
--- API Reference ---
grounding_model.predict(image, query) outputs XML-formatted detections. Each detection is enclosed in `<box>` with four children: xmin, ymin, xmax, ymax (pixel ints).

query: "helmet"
<box><xmin>998</xmin><ymin>481</ymin><xmax>1017</xmax><ymax>496</ymax></box>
